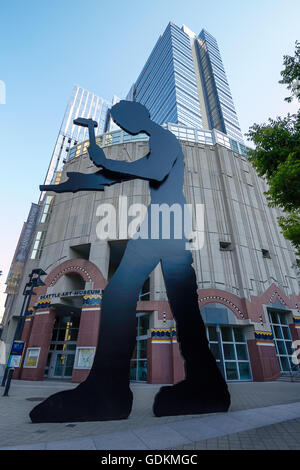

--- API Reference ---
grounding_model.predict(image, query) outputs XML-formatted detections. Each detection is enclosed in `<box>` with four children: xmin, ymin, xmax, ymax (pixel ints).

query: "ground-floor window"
<box><xmin>206</xmin><ymin>325</ymin><xmax>252</xmax><ymax>381</ymax></box>
<box><xmin>130</xmin><ymin>313</ymin><xmax>149</xmax><ymax>381</ymax></box>
<box><xmin>44</xmin><ymin>314</ymin><xmax>80</xmax><ymax>379</ymax></box>
<box><xmin>268</xmin><ymin>309</ymin><xmax>299</xmax><ymax>373</ymax></box>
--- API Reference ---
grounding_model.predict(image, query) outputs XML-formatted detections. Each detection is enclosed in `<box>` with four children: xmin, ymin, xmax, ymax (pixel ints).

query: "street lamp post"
<box><xmin>1</xmin><ymin>269</ymin><xmax>47</xmax><ymax>390</ymax></box>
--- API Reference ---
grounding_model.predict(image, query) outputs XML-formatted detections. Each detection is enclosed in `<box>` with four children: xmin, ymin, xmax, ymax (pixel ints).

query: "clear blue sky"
<box><xmin>0</xmin><ymin>0</ymin><xmax>299</xmax><ymax>319</ymax></box>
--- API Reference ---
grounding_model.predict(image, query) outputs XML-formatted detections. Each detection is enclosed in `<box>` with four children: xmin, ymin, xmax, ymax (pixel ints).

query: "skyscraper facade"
<box><xmin>43</xmin><ymin>85</ymin><xmax>118</xmax><ymax>190</ymax></box>
<box><xmin>128</xmin><ymin>22</ymin><xmax>244</xmax><ymax>143</ymax></box>
<box><xmin>127</xmin><ymin>23</ymin><xmax>203</xmax><ymax>129</ymax></box>
<box><xmin>196</xmin><ymin>29</ymin><xmax>244</xmax><ymax>142</ymax></box>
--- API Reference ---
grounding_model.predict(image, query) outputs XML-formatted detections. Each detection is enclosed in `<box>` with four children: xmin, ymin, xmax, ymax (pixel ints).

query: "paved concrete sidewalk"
<box><xmin>171</xmin><ymin>416</ymin><xmax>300</xmax><ymax>450</ymax></box>
<box><xmin>0</xmin><ymin>380</ymin><xmax>300</xmax><ymax>450</ymax></box>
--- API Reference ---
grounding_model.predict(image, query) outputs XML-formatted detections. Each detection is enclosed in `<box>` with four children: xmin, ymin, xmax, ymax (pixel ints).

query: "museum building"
<box><xmin>3</xmin><ymin>124</ymin><xmax>300</xmax><ymax>384</ymax></box>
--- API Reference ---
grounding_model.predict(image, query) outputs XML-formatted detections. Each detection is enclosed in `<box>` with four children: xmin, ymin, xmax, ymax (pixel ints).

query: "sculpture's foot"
<box><xmin>153</xmin><ymin>380</ymin><xmax>230</xmax><ymax>417</ymax></box>
<box><xmin>30</xmin><ymin>382</ymin><xmax>133</xmax><ymax>423</ymax></box>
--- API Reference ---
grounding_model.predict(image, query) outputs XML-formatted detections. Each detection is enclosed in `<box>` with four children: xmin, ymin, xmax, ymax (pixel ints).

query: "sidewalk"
<box><xmin>0</xmin><ymin>380</ymin><xmax>300</xmax><ymax>450</ymax></box>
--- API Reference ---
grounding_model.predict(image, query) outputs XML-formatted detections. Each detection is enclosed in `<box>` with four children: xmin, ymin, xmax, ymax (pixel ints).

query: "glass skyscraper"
<box><xmin>127</xmin><ymin>22</ymin><xmax>244</xmax><ymax>143</ymax></box>
<box><xmin>43</xmin><ymin>85</ymin><xmax>118</xmax><ymax>190</ymax></box>
<box><xmin>126</xmin><ymin>23</ymin><xmax>203</xmax><ymax>129</ymax></box>
<box><xmin>196</xmin><ymin>29</ymin><xmax>244</xmax><ymax>142</ymax></box>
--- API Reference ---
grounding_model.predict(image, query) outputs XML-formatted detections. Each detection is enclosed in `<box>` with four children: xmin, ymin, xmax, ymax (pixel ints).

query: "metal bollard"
<box><xmin>3</xmin><ymin>368</ymin><xmax>14</xmax><ymax>397</ymax></box>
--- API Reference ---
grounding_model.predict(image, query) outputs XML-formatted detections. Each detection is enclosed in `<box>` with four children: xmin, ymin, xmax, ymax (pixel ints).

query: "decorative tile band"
<box><xmin>82</xmin><ymin>295</ymin><xmax>102</xmax><ymax>306</ymax></box>
<box><xmin>82</xmin><ymin>306</ymin><xmax>101</xmax><ymax>312</ymax></box>
<box><xmin>151</xmin><ymin>328</ymin><xmax>177</xmax><ymax>341</ymax></box>
<box><xmin>256</xmin><ymin>341</ymin><xmax>275</xmax><ymax>347</ymax></box>
<box><xmin>36</xmin><ymin>300</ymin><xmax>51</xmax><ymax>310</ymax></box>
<box><xmin>198</xmin><ymin>295</ymin><xmax>245</xmax><ymax>318</ymax></box>
<box><xmin>152</xmin><ymin>340</ymin><xmax>171</xmax><ymax>343</ymax></box>
<box><xmin>254</xmin><ymin>331</ymin><xmax>273</xmax><ymax>340</ymax></box>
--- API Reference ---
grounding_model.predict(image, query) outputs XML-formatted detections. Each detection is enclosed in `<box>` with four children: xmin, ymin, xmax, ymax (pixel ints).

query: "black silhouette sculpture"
<box><xmin>30</xmin><ymin>101</ymin><xmax>230</xmax><ymax>423</ymax></box>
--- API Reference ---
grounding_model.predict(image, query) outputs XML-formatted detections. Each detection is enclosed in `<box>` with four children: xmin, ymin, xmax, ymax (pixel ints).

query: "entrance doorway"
<box><xmin>50</xmin><ymin>352</ymin><xmax>76</xmax><ymax>378</ymax></box>
<box><xmin>45</xmin><ymin>314</ymin><xmax>80</xmax><ymax>379</ymax></box>
<box><xmin>130</xmin><ymin>313</ymin><xmax>149</xmax><ymax>381</ymax></box>
<box><xmin>268</xmin><ymin>308</ymin><xmax>300</xmax><ymax>374</ymax></box>
<box><xmin>206</xmin><ymin>325</ymin><xmax>252</xmax><ymax>381</ymax></box>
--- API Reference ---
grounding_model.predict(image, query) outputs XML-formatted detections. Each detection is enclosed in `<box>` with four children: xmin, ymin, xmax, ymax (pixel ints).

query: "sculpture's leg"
<box><xmin>30</xmin><ymin>240</ymin><xmax>159</xmax><ymax>423</ymax></box>
<box><xmin>153</xmin><ymin>246</ymin><xmax>230</xmax><ymax>417</ymax></box>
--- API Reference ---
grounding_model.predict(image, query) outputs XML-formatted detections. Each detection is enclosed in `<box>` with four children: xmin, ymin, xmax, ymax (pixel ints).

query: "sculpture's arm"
<box><xmin>40</xmin><ymin>169</ymin><xmax>133</xmax><ymax>194</ymax></box>
<box><xmin>88</xmin><ymin>143</ymin><xmax>177</xmax><ymax>183</ymax></box>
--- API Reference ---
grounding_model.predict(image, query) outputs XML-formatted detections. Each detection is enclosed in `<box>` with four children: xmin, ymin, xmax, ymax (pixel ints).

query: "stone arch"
<box><xmin>198</xmin><ymin>290</ymin><xmax>246</xmax><ymax>320</ymax></box>
<box><xmin>29</xmin><ymin>258</ymin><xmax>108</xmax><ymax>306</ymax></box>
<box><xmin>44</xmin><ymin>258</ymin><xmax>107</xmax><ymax>290</ymax></box>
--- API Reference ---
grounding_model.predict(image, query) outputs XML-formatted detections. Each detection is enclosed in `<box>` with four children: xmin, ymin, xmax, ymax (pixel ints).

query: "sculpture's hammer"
<box><xmin>73</xmin><ymin>117</ymin><xmax>98</xmax><ymax>144</ymax></box>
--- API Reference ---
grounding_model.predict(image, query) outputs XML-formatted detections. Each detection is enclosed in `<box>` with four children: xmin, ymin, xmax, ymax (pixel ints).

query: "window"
<box><xmin>220</xmin><ymin>241</ymin><xmax>232</xmax><ymax>251</ymax></box>
<box><xmin>268</xmin><ymin>309</ymin><xmax>299</xmax><ymax>373</ymax></box>
<box><xmin>24</xmin><ymin>348</ymin><xmax>40</xmax><ymax>368</ymax></box>
<box><xmin>68</xmin><ymin>147</ymin><xmax>76</xmax><ymax>160</ymax></box>
<box><xmin>104</xmin><ymin>133</ymin><xmax>112</xmax><ymax>146</ymax></box>
<box><xmin>206</xmin><ymin>325</ymin><xmax>252</xmax><ymax>381</ymax></box>
<box><xmin>74</xmin><ymin>347</ymin><xmax>96</xmax><ymax>369</ymax></box>
<box><xmin>262</xmin><ymin>249</ymin><xmax>271</xmax><ymax>259</ymax></box>
<box><xmin>40</xmin><ymin>196</ymin><xmax>54</xmax><ymax>224</ymax></box>
<box><xmin>82</xmin><ymin>140</ymin><xmax>90</xmax><ymax>154</ymax></box>
<box><xmin>30</xmin><ymin>231</ymin><xmax>46</xmax><ymax>260</ymax></box>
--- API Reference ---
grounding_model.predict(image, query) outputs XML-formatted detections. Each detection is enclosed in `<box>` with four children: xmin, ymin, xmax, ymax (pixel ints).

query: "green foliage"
<box><xmin>278</xmin><ymin>211</ymin><xmax>300</xmax><ymax>257</ymax></box>
<box><xmin>279</xmin><ymin>40</ymin><xmax>300</xmax><ymax>102</ymax></box>
<box><xmin>266</xmin><ymin>152</ymin><xmax>300</xmax><ymax>211</ymax></box>
<box><xmin>246</xmin><ymin>114</ymin><xmax>299</xmax><ymax>180</ymax></box>
<box><xmin>246</xmin><ymin>41</ymin><xmax>300</xmax><ymax>254</ymax></box>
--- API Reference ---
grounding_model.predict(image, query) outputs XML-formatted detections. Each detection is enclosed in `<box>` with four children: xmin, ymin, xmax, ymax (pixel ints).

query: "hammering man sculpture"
<box><xmin>30</xmin><ymin>101</ymin><xmax>230</xmax><ymax>423</ymax></box>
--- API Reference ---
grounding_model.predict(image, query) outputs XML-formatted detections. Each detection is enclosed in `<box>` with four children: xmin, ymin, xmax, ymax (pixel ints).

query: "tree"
<box><xmin>246</xmin><ymin>41</ymin><xmax>300</xmax><ymax>257</ymax></box>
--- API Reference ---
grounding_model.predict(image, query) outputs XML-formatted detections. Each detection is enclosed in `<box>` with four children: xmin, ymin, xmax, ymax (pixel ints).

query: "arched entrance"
<box><xmin>43</xmin><ymin>271</ymin><xmax>86</xmax><ymax>379</ymax></box>
<box><xmin>20</xmin><ymin>259</ymin><xmax>106</xmax><ymax>382</ymax></box>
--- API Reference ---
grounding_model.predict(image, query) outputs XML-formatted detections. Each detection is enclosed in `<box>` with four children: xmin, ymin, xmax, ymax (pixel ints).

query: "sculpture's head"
<box><xmin>110</xmin><ymin>100</ymin><xmax>150</xmax><ymax>135</ymax></box>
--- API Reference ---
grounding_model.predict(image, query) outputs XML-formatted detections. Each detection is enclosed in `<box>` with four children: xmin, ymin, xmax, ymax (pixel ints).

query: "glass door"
<box><xmin>268</xmin><ymin>309</ymin><xmax>299</xmax><ymax>373</ymax></box>
<box><xmin>45</xmin><ymin>314</ymin><xmax>79</xmax><ymax>379</ymax></box>
<box><xmin>130</xmin><ymin>313</ymin><xmax>149</xmax><ymax>381</ymax></box>
<box><xmin>206</xmin><ymin>325</ymin><xmax>252</xmax><ymax>381</ymax></box>
<box><xmin>52</xmin><ymin>352</ymin><xmax>76</xmax><ymax>378</ymax></box>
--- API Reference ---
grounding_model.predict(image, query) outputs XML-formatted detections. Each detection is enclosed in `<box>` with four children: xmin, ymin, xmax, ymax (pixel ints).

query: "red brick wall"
<box><xmin>20</xmin><ymin>310</ymin><xmax>55</xmax><ymax>381</ymax></box>
<box><xmin>247</xmin><ymin>339</ymin><xmax>281</xmax><ymax>381</ymax></box>
<box><xmin>72</xmin><ymin>306</ymin><xmax>101</xmax><ymax>383</ymax></box>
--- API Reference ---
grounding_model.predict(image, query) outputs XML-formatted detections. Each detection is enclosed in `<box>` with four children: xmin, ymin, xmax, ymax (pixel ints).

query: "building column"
<box><xmin>247</xmin><ymin>331</ymin><xmax>281</xmax><ymax>381</ymax></box>
<box><xmin>72</xmin><ymin>295</ymin><xmax>102</xmax><ymax>383</ymax></box>
<box><xmin>20</xmin><ymin>301</ymin><xmax>56</xmax><ymax>381</ymax></box>
<box><xmin>147</xmin><ymin>329</ymin><xmax>173</xmax><ymax>384</ymax></box>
